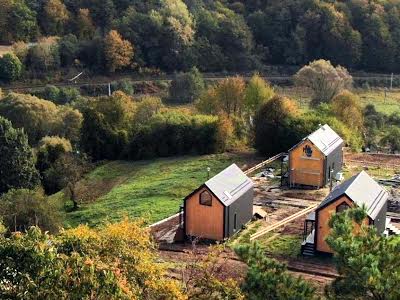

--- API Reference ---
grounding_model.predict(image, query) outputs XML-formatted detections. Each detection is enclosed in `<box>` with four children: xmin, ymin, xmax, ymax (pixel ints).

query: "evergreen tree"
<box><xmin>0</xmin><ymin>116</ymin><xmax>39</xmax><ymax>195</ymax></box>
<box><xmin>326</xmin><ymin>207</ymin><xmax>400</xmax><ymax>300</ymax></box>
<box><xmin>235</xmin><ymin>243</ymin><xmax>317</xmax><ymax>300</ymax></box>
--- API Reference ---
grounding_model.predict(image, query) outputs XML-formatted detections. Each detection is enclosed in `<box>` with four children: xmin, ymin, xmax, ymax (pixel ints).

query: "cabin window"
<box><xmin>336</xmin><ymin>202</ymin><xmax>350</xmax><ymax>213</ymax></box>
<box><xmin>199</xmin><ymin>190</ymin><xmax>212</xmax><ymax>206</ymax></box>
<box><xmin>234</xmin><ymin>213</ymin><xmax>237</xmax><ymax>231</ymax></box>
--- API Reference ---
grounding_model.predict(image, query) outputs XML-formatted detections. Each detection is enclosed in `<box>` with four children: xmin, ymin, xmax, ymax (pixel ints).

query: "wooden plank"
<box><xmin>244</xmin><ymin>152</ymin><xmax>284</xmax><ymax>175</ymax></box>
<box><xmin>250</xmin><ymin>203</ymin><xmax>319</xmax><ymax>241</ymax></box>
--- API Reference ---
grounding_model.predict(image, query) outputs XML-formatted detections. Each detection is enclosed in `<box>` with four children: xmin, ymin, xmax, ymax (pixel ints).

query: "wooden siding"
<box><xmin>290</xmin><ymin>140</ymin><xmax>325</xmax><ymax>187</ymax></box>
<box><xmin>185</xmin><ymin>187</ymin><xmax>224</xmax><ymax>240</ymax></box>
<box><xmin>316</xmin><ymin>195</ymin><xmax>369</xmax><ymax>253</ymax></box>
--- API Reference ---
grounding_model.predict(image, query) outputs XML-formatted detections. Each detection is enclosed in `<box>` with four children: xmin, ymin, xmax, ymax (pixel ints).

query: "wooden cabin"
<box><xmin>302</xmin><ymin>171</ymin><xmax>389</xmax><ymax>255</ymax></box>
<box><xmin>183</xmin><ymin>164</ymin><xmax>254</xmax><ymax>241</ymax></box>
<box><xmin>289</xmin><ymin>124</ymin><xmax>343</xmax><ymax>188</ymax></box>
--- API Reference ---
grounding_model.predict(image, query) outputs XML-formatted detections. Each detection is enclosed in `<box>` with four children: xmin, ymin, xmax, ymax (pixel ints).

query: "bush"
<box><xmin>32</xmin><ymin>85</ymin><xmax>81</xmax><ymax>105</ymax></box>
<box><xmin>127</xmin><ymin>111</ymin><xmax>228</xmax><ymax>159</ymax></box>
<box><xmin>167</xmin><ymin>67</ymin><xmax>205</xmax><ymax>104</ymax></box>
<box><xmin>0</xmin><ymin>53</ymin><xmax>22</xmax><ymax>82</ymax></box>
<box><xmin>111</xmin><ymin>79</ymin><xmax>134</xmax><ymax>95</ymax></box>
<box><xmin>0</xmin><ymin>188</ymin><xmax>62</xmax><ymax>233</ymax></box>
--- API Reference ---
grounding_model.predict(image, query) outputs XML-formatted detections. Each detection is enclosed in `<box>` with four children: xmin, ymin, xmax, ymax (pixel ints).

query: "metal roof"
<box><xmin>304</xmin><ymin>124</ymin><xmax>343</xmax><ymax>156</ymax></box>
<box><xmin>205</xmin><ymin>164</ymin><xmax>254</xmax><ymax>207</ymax></box>
<box><xmin>318</xmin><ymin>171</ymin><xmax>389</xmax><ymax>220</ymax></box>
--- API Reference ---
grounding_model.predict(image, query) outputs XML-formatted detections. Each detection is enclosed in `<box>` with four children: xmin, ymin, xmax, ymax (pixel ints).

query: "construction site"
<box><xmin>150</xmin><ymin>150</ymin><xmax>400</xmax><ymax>292</ymax></box>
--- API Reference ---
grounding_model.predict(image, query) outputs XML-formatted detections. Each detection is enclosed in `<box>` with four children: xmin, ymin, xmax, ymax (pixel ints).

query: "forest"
<box><xmin>1</xmin><ymin>0</ymin><xmax>400</xmax><ymax>83</ymax></box>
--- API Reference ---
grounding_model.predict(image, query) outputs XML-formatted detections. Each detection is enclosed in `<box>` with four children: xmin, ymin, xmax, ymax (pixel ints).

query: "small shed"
<box><xmin>302</xmin><ymin>171</ymin><xmax>389</xmax><ymax>255</ymax></box>
<box><xmin>183</xmin><ymin>164</ymin><xmax>254</xmax><ymax>241</ymax></box>
<box><xmin>289</xmin><ymin>124</ymin><xmax>343</xmax><ymax>188</ymax></box>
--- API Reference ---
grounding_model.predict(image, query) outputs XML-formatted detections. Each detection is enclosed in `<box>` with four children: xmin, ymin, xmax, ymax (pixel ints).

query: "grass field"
<box><xmin>276</xmin><ymin>86</ymin><xmax>400</xmax><ymax>115</ymax></box>
<box><xmin>62</xmin><ymin>153</ymin><xmax>255</xmax><ymax>228</ymax></box>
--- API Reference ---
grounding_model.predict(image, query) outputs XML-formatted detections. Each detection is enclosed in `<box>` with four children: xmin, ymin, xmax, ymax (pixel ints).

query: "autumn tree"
<box><xmin>326</xmin><ymin>207</ymin><xmax>400</xmax><ymax>300</ymax></box>
<box><xmin>0</xmin><ymin>219</ymin><xmax>185</xmax><ymax>299</ymax></box>
<box><xmin>0</xmin><ymin>116</ymin><xmax>39</xmax><ymax>195</ymax></box>
<box><xmin>253</xmin><ymin>95</ymin><xmax>303</xmax><ymax>155</ymax></box>
<box><xmin>11</xmin><ymin>41</ymin><xmax>29</xmax><ymax>63</ymax></box>
<box><xmin>27</xmin><ymin>37</ymin><xmax>60</xmax><ymax>72</ymax></box>
<box><xmin>42</xmin><ymin>0</ymin><xmax>70</xmax><ymax>35</ymax></box>
<box><xmin>75</xmin><ymin>8</ymin><xmax>95</xmax><ymax>39</ymax></box>
<box><xmin>197</xmin><ymin>76</ymin><xmax>246</xmax><ymax>117</ymax></box>
<box><xmin>294</xmin><ymin>59</ymin><xmax>353</xmax><ymax>106</ymax></box>
<box><xmin>0</xmin><ymin>53</ymin><xmax>22</xmax><ymax>82</ymax></box>
<box><xmin>235</xmin><ymin>243</ymin><xmax>317</xmax><ymax>299</ymax></box>
<box><xmin>244</xmin><ymin>73</ymin><xmax>275</xmax><ymax>116</ymax></box>
<box><xmin>104</xmin><ymin>30</ymin><xmax>134</xmax><ymax>72</ymax></box>
<box><xmin>331</xmin><ymin>90</ymin><xmax>363</xmax><ymax>132</ymax></box>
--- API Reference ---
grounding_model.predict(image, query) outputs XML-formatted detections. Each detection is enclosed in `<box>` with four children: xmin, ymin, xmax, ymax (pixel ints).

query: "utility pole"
<box><xmin>108</xmin><ymin>83</ymin><xmax>111</xmax><ymax>96</ymax></box>
<box><xmin>207</xmin><ymin>167</ymin><xmax>211</xmax><ymax>180</ymax></box>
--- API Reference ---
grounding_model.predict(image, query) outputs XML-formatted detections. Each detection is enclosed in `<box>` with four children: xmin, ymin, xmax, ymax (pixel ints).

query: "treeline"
<box><xmin>2</xmin><ymin>0</ymin><xmax>400</xmax><ymax>82</ymax></box>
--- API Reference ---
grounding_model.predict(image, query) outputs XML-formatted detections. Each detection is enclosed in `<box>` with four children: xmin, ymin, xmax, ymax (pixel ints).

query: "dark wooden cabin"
<box><xmin>289</xmin><ymin>124</ymin><xmax>343</xmax><ymax>188</ymax></box>
<box><xmin>183</xmin><ymin>164</ymin><xmax>254</xmax><ymax>241</ymax></box>
<box><xmin>302</xmin><ymin>171</ymin><xmax>389</xmax><ymax>255</ymax></box>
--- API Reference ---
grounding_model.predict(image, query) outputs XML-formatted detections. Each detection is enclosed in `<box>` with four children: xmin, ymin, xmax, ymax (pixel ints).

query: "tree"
<box><xmin>58</xmin><ymin>34</ymin><xmax>79</xmax><ymax>67</ymax></box>
<box><xmin>380</xmin><ymin>126</ymin><xmax>400</xmax><ymax>153</ymax></box>
<box><xmin>0</xmin><ymin>93</ymin><xmax>82</xmax><ymax>144</ymax></box>
<box><xmin>81</xmin><ymin>91</ymin><xmax>135</xmax><ymax>160</ymax></box>
<box><xmin>36</xmin><ymin>136</ymin><xmax>72</xmax><ymax>194</ymax></box>
<box><xmin>244</xmin><ymin>73</ymin><xmax>274</xmax><ymax>116</ymax></box>
<box><xmin>27</xmin><ymin>37</ymin><xmax>60</xmax><ymax>72</ymax></box>
<box><xmin>326</xmin><ymin>207</ymin><xmax>400</xmax><ymax>300</ymax></box>
<box><xmin>75</xmin><ymin>8</ymin><xmax>95</xmax><ymax>39</ymax></box>
<box><xmin>104</xmin><ymin>30</ymin><xmax>134</xmax><ymax>72</ymax></box>
<box><xmin>197</xmin><ymin>76</ymin><xmax>246</xmax><ymax>117</ymax></box>
<box><xmin>294</xmin><ymin>59</ymin><xmax>353</xmax><ymax>106</ymax></box>
<box><xmin>0</xmin><ymin>188</ymin><xmax>62</xmax><ymax>233</ymax></box>
<box><xmin>331</xmin><ymin>90</ymin><xmax>363</xmax><ymax>132</ymax></box>
<box><xmin>12</xmin><ymin>41</ymin><xmax>29</xmax><ymax>63</ymax></box>
<box><xmin>183</xmin><ymin>245</ymin><xmax>244</xmax><ymax>299</ymax></box>
<box><xmin>253</xmin><ymin>95</ymin><xmax>303</xmax><ymax>156</ymax></box>
<box><xmin>44</xmin><ymin>153</ymin><xmax>90</xmax><ymax>209</ymax></box>
<box><xmin>168</xmin><ymin>67</ymin><xmax>205</xmax><ymax>104</ymax></box>
<box><xmin>235</xmin><ymin>243</ymin><xmax>317</xmax><ymax>299</ymax></box>
<box><xmin>42</xmin><ymin>0</ymin><xmax>70</xmax><ymax>35</ymax></box>
<box><xmin>0</xmin><ymin>53</ymin><xmax>22</xmax><ymax>82</ymax></box>
<box><xmin>0</xmin><ymin>219</ymin><xmax>185</xmax><ymax>299</ymax></box>
<box><xmin>134</xmin><ymin>96</ymin><xmax>164</xmax><ymax>125</ymax></box>
<box><xmin>0</xmin><ymin>116</ymin><xmax>39</xmax><ymax>195</ymax></box>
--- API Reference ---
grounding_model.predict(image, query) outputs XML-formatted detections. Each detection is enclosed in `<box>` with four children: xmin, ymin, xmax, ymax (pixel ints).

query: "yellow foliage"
<box><xmin>104</xmin><ymin>30</ymin><xmax>134</xmax><ymax>73</ymax></box>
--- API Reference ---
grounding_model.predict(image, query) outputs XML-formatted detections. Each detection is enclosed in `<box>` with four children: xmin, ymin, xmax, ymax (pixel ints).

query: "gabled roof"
<box><xmin>205</xmin><ymin>164</ymin><xmax>254</xmax><ymax>206</ymax></box>
<box><xmin>318</xmin><ymin>171</ymin><xmax>388</xmax><ymax>219</ymax></box>
<box><xmin>290</xmin><ymin>124</ymin><xmax>343</xmax><ymax>156</ymax></box>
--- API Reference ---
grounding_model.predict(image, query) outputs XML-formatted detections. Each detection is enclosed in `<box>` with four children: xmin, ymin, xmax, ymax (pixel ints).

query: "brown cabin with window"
<box><xmin>183</xmin><ymin>164</ymin><xmax>254</xmax><ymax>241</ymax></box>
<box><xmin>289</xmin><ymin>124</ymin><xmax>343</xmax><ymax>188</ymax></box>
<box><xmin>302</xmin><ymin>171</ymin><xmax>389</xmax><ymax>255</ymax></box>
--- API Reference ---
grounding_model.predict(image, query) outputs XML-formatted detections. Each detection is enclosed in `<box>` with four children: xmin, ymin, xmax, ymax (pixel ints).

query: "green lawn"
<box><xmin>276</xmin><ymin>86</ymin><xmax>400</xmax><ymax>115</ymax></box>
<box><xmin>62</xmin><ymin>153</ymin><xmax>251</xmax><ymax>228</ymax></box>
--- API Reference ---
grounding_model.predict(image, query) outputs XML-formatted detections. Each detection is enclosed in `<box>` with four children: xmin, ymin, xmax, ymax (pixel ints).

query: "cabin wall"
<box><xmin>373</xmin><ymin>201</ymin><xmax>387</xmax><ymax>234</ymax></box>
<box><xmin>316</xmin><ymin>195</ymin><xmax>369</xmax><ymax>254</ymax></box>
<box><xmin>185</xmin><ymin>187</ymin><xmax>224</xmax><ymax>240</ymax></box>
<box><xmin>324</xmin><ymin>144</ymin><xmax>343</xmax><ymax>186</ymax></box>
<box><xmin>289</xmin><ymin>140</ymin><xmax>325</xmax><ymax>187</ymax></box>
<box><xmin>225</xmin><ymin>188</ymin><xmax>253</xmax><ymax>237</ymax></box>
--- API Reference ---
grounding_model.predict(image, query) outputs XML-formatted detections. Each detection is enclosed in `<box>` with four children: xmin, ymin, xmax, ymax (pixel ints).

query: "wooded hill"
<box><xmin>1</xmin><ymin>0</ymin><xmax>400</xmax><ymax>78</ymax></box>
